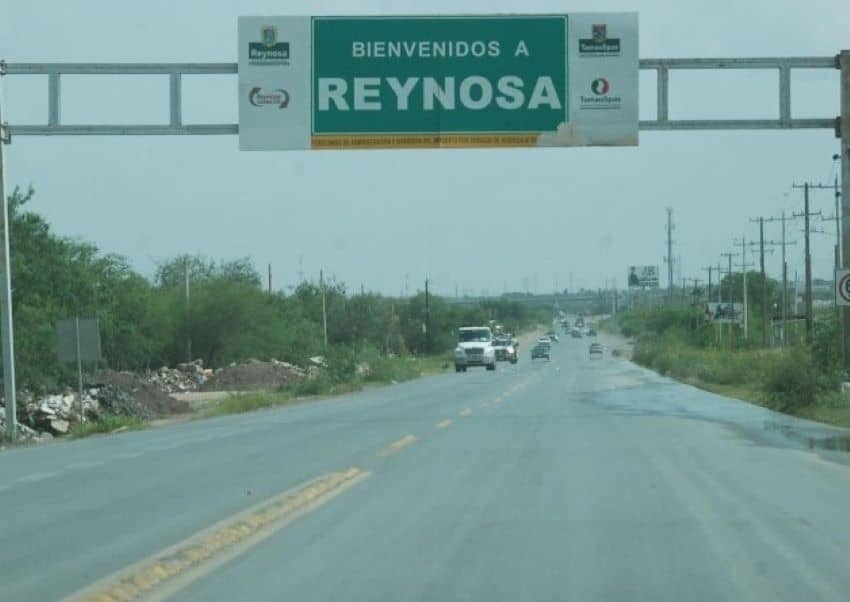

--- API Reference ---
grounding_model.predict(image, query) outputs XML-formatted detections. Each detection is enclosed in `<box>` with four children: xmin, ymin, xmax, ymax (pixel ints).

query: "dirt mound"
<box><xmin>200</xmin><ymin>359</ymin><xmax>306</xmax><ymax>392</ymax></box>
<box><xmin>88</xmin><ymin>370</ymin><xmax>190</xmax><ymax>416</ymax></box>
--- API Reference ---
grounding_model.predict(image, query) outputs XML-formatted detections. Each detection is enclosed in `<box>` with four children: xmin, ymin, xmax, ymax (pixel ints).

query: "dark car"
<box><xmin>587</xmin><ymin>328</ymin><xmax>598</xmax><ymax>337</ymax></box>
<box><xmin>531</xmin><ymin>339</ymin><xmax>551</xmax><ymax>360</ymax></box>
<box><xmin>589</xmin><ymin>343</ymin><xmax>603</xmax><ymax>358</ymax></box>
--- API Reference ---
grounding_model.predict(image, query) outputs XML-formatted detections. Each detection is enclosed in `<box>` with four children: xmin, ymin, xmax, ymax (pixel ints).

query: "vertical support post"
<box><xmin>657</xmin><ymin>66</ymin><xmax>669</xmax><ymax>122</ymax></box>
<box><xmin>48</xmin><ymin>71</ymin><xmax>60</xmax><ymax>127</ymax></box>
<box><xmin>760</xmin><ymin>218</ymin><xmax>767</xmax><ymax>346</ymax></box>
<box><xmin>717</xmin><ymin>263</ymin><xmax>723</xmax><ymax>347</ymax></box>
<box><xmin>169</xmin><ymin>72</ymin><xmax>182</xmax><ymax>128</ymax></box>
<box><xmin>804</xmin><ymin>183</ymin><xmax>813</xmax><ymax>342</ymax></box>
<box><xmin>728</xmin><ymin>253</ymin><xmax>733</xmax><ymax>348</ymax></box>
<box><xmin>320</xmin><ymin>269</ymin><xmax>328</xmax><ymax>347</ymax></box>
<box><xmin>666</xmin><ymin>208</ymin><xmax>673</xmax><ymax>304</ymax></box>
<box><xmin>782</xmin><ymin>212</ymin><xmax>788</xmax><ymax>346</ymax></box>
<box><xmin>75</xmin><ymin>316</ymin><xmax>84</xmax><ymax>424</ymax></box>
<box><xmin>839</xmin><ymin>50</ymin><xmax>850</xmax><ymax>370</ymax></box>
<box><xmin>742</xmin><ymin>238</ymin><xmax>749</xmax><ymax>341</ymax></box>
<box><xmin>0</xmin><ymin>64</ymin><xmax>17</xmax><ymax>441</ymax></box>
<box><xmin>184</xmin><ymin>256</ymin><xmax>191</xmax><ymax>363</ymax></box>
<box><xmin>268</xmin><ymin>263</ymin><xmax>272</xmax><ymax>294</ymax></box>
<box><xmin>779</xmin><ymin>65</ymin><xmax>791</xmax><ymax>126</ymax></box>
<box><xmin>425</xmin><ymin>277</ymin><xmax>431</xmax><ymax>353</ymax></box>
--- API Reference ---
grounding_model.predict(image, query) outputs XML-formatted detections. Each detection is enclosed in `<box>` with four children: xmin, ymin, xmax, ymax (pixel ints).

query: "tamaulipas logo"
<box><xmin>591</xmin><ymin>77</ymin><xmax>610</xmax><ymax>95</ymax></box>
<box><xmin>581</xmin><ymin>77</ymin><xmax>621</xmax><ymax>110</ymax></box>
<box><xmin>249</xmin><ymin>25</ymin><xmax>290</xmax><ymax>64</ymax></box>
<box><xmin>248</xmin><ymin>87</ymin><xmax>290</xmax><ymax>109</ymax></box>
<box><xmin>579</xmin><ymin>24</ymin><xmax>621</xmax><ymax>56</ymax></box>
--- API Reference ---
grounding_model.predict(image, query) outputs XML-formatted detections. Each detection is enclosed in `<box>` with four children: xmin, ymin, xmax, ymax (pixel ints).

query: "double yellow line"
<box><xmin>65</xmin><ymin>468</ymin><xmax>369</xmax><ymax>602</ymax></box>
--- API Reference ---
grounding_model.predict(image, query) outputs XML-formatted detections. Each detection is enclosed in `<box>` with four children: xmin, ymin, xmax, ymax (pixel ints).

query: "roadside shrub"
<box><xmin>762</xmin><ymin>347</ymin><xmax>836</xmax><ymax>410</ymax></box>
<box><xmin>292</xmin><ymin>376</ymin><xmax>332</xmax><ymax>396</ymax></box>
<box><xmin>323</xmin><ymin>345</ymin><xmax>359</xmax><ymax>384</ymax></box>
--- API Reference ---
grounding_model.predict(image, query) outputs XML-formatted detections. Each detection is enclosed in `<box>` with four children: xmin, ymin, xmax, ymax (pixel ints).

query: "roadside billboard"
<box><xmin>238</xmin><ymin>13</ymin><xmax>639</xmax><ymax>150</ymax></box>
<box><xmin>704</xmin><ymin>303</ymin><xmax>744</xmax><ymax>325</ymax></box>
<box><xmin>627</xmin><ymin>266</ymin><xmax>659</xmax><ymax>289</ymax></box>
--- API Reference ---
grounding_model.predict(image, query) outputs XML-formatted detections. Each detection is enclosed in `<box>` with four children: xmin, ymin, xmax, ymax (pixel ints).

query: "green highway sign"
<box><xmin>238</xmin><ymin>13</ymin><xmax>638</xmax><ymax>150</ymax></box>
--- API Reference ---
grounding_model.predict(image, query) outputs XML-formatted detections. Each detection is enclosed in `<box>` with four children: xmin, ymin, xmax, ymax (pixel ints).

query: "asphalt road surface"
<box><xmin>4</xmin><ymin>333</ymin><xmax>850</xmax><ymax>601</ymax></box>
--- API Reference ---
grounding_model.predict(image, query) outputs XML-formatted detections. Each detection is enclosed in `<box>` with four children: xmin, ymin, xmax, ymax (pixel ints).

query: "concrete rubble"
<box><xmin>1</xmin><ymin>357</ymin><xmax>310</xmax><ymax>444</ymax></box>
<box><xmin>148</xmin><ymin>359</ymin><xmax>215</xmax><ymax>393</ymax></box>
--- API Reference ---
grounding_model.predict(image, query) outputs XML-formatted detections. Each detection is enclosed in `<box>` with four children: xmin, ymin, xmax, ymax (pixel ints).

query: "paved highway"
<box><xmin>4</xmin><ymin>333</ymin><xmax>850</xmax><ymax>601</ymax></box>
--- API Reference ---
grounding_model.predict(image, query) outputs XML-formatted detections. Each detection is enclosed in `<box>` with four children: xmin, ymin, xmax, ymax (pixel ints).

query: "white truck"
<box><xmin>454</xmin><ymin>326</ymin><xmax>497</xmax><ymax>373</ymax></box>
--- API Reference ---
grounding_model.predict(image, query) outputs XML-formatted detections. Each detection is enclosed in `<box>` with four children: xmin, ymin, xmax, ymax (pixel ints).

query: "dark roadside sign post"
<box><xmin>56</xmin><ymin>317</ymin><xmax>101</xmax><ymax>424</ymax></box>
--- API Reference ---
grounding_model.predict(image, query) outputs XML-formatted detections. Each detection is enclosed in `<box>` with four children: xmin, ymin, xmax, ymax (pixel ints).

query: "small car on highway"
<box><xmin>531</xmin><ymin>339</ymin><xmax>551</xmax><ymax>360</ymax></box>
<box><xmin>589</xmin><ymin>342</ymin><xmax>604</xmax><ymax>358</ymax></box>
<box><xmin>493</xmin><ymin>337</ymin><xmax>518</xmax><ymax>364</ymax></box>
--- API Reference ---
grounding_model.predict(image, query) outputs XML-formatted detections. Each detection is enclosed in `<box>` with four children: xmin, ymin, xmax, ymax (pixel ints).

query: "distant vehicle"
<box><xmin>575</xmin><ymin>316</ymin><xmax>585</xmax><ymax>328</ymax></box>
<box><xmin>589</xmin><ymin>342</ymin><xmax>604</xmax><ymax>358</ymax></box>
<box><xmin>493</xmin><ymin>337</ymin><xmax>518</xmax><ymax>364</ymax></box>
<box><xmin>454</xmin><ymin>327</ymin><xmax>497</xmax><ymax>373</ymax></box>
<box><xmin>546</xmin><ymin>330</ymin><xmax>559</xmax><ymax>342</ymax></box>
<box><xmin>571</xmin><ymin>328</ymin><xmax>583</xmax><ymax>338</ymax></box>
<box><xmin>531</xmin><ymin>339</ymin><xmax>551</xmax><ymax>360</ymax></box>
<box><xmin>587</xmin><ymin>328</ymin><xmax>598</xmax><ymax>337</ymax></box>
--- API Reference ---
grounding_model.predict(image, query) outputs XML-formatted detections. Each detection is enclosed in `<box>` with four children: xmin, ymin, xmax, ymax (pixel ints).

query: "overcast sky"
<box><xmin>1</xmin><ymin>0</ymin><xmax>848</xmax><ymax>296</ymax></box>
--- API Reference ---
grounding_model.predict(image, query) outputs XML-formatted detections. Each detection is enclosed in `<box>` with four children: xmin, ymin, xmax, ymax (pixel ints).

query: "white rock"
<box><xmin>49</xmin><ymin>419</ymin><xmax>70</xmax><ymax>434</ymax></box>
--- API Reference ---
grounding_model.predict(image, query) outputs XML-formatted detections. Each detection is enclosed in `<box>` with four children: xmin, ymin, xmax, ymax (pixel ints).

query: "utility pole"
<box><xmin>720</xmin><ymin>252</ymin><xmax>739</xmax><ymax>346</ymax></box>
<box><xmin>425</xmin><ymin>277</ymin><xmax>431</xmax><ymax>352</ymax></box>
<box><xmin>793</xmin><ymin>183</ymin><xmax>823</xmax><ymax>343</ymax></box>
<box><xmin>298</xmin><ymin>254</ymin><xmax>304</xmax><ymax>284</ymax></box>
<box><xmin>754</xmin><ymin>218</ymin><xmax>767</xmax><ymax>345</ymax></box>
<box><xmin>733</xmin><ymin>238</ymin><xmax>756</xmax><ymax>341</ymax></box>
<box><xmin>267</xmin><ymin>263</ymin><xmax>272</xmax><ymax>294</ymax></box>
<box><xmin>184</xmin><ymin>256</ymin><xmax>191</xmax><ymax>363</ymax></box>
<box><xmin>682</xmin><ymin>278</ymin><xmax>702</xmax><ymax>304</ymax></box>
<box><xmin>665</xmin><ymin>208</ymin><xmax>675</xmax><ymax>304</ymax></box>
<box><xmin>762</xmin><ymin>212</ymin><xmax>798</xmax><ymax>346</ymax></box>
<box><xmin>841</xmin><ymin>50</ymin><xmax>850</xmax><ymax>370</ymax></box>
<box><xmin>0</xmin><ymin>72</ymin><xmax>17</xmax><ymax>440</ymax></box>
<box><xmin>702</xmin><ymin>266</ymin><xmax>713</xmax><ymax>302</ymax></box>
<box><xmin>320</xmin><ymin>269</ymin><xmax>328</xmax><ymax>347</ymax></box>
<box><xmin>805</xmin><ymin>182</ymin><xmax>841</xmax><ymax>305</ymax></box>
<box><xmin>747</xmin><ymin>218</ymin><xmax>783</xmax><ymax>346</ymax></box>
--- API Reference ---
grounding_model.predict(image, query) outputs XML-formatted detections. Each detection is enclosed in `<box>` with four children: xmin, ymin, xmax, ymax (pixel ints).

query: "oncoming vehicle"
<box><xmin>571</xmin><ymin>328</ymin><xmax>583</xmax><ymax>339</ymax></box>
<box><xmin>493</xmin><ymin>337</ymin><xmax>518</xmax><ymax>364</ymax></box>
<box><xmin>546</xmin><ymin>330</ymin><xmax>559</xmax><ymax>343</ymax></box>
<box><xmin>454</xmin><ymin>327</ymin><xmax>497</xmax><ymax>372</ymax></box>
<box><xmin>589</xmin><ymin>342</ymin><xmax>604</xmax><ymax>358</ymax></box>
<box><xmin>531</xmin><ymin>338</ymin><xmax>551</xmax><ymax>360</ymax></box>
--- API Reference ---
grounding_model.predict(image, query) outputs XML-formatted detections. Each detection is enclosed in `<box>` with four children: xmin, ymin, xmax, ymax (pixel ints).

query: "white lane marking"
<box><xmin>67</xmin><ymin>460</ymin><xmax>106</xmax><ymax>470</ymax></box>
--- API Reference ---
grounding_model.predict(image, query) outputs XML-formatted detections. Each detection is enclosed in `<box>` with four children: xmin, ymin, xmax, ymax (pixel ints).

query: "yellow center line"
<box><xmin>459</xmin><ymin>408</ymin><xmax>473</xmax><ymax>417</ymax></box>
<box><xmin>480</xmin><ymin>401</ymin><xmax>490</xmax><ymax>408</ymax></box>
<box><xmin>64</xmin><ymin>468</ymin><xmax>369</xmax><ymax>602</ymax></box>
<box><xmin>378</xmin><ymin>434</ymin><xmax>418</xmax><ymax>457</ymax></box>
<box><xmin>436</xmin><ymin>419</ymin><xmax>453</xmax><ymax>429</ymax></box>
